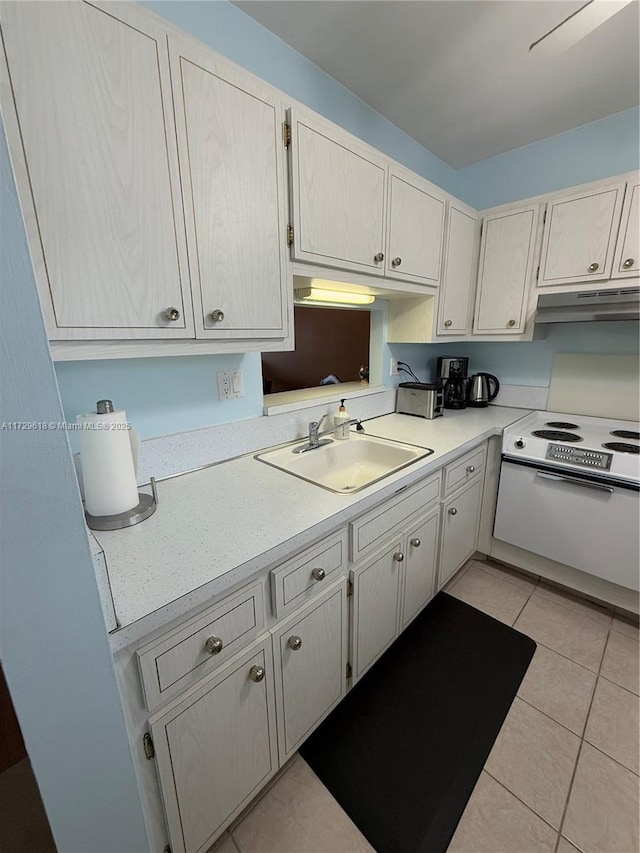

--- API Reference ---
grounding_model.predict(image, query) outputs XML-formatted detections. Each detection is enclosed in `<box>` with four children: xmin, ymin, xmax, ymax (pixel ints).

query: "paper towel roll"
<box><xmin>77</xmin><ymin>409</ymin><xmax>139</xmax><ymax>516</ymax></box>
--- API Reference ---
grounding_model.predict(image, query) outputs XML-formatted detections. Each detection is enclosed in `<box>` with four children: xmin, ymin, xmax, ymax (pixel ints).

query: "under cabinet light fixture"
<box><xmin>294</xmin><ymin>288</ymin><xmax>376</xmax><ymax>307</ymax></box>
<box><xmin>529</xmin><ymin>0</ymin><xmax>635</xmax><ymax>55</ymax></box>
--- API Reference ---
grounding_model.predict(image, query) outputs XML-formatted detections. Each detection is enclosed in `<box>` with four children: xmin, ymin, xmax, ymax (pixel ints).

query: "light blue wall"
<box><xmin>0</xmin><ymin>121</ymin><xmax>149</xmax><ymax>851</ymax></box>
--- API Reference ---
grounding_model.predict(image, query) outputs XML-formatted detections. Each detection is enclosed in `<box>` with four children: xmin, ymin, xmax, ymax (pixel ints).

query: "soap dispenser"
<box><xmin>334</xmin><ymin>399</ymin><xmax>350</xmax><ymax>440</ymax></box>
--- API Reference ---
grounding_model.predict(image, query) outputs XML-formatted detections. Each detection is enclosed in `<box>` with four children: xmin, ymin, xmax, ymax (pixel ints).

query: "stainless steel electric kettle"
<box><xmin>467</xmin><ymin>373</ymin><xmax>500</xmax><ymax>407</ymax></box>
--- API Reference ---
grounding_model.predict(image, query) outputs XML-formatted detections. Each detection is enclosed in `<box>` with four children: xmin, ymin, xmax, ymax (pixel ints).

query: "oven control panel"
<box><xmin>545</xmin><ymin>444</ymin><xmax>612</xmax><ymax>470</ymax></box>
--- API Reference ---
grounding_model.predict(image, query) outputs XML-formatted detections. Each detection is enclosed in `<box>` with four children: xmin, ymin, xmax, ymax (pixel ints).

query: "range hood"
<box><xmin>536</xmin><ymin>287</ymin><xmax>640</xmax><ymax>324</ymax></box>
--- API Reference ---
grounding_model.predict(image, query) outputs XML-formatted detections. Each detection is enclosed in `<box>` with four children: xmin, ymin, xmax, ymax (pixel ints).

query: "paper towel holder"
<box><xmin>85</xmin><ymin>477</ymin><xmax>158</xmax><ymax>531</ymax></box>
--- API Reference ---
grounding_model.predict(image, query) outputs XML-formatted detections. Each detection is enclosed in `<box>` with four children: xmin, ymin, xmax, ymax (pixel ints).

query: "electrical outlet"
<box><xmin>390</xmin><ymin>358</ymin><xmax>399</xmax><ymax>376</ymax></box>
<box><xmin>217</xmin><ymin>371</ymin><xmax>232</xmax><ymax>400</ymax></box>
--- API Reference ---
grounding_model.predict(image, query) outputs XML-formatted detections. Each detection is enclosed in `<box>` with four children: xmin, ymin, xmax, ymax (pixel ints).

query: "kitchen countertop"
<box><xmin>97</xmin><ymin>406</ymin><xmax>528</xmax><ymax>650</ymax></box>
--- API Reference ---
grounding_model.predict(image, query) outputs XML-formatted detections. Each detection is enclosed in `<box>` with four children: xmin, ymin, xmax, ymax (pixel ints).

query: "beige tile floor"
<box><xmin>216</xmin><ymin>559</ymin><xmax>639</xmax><ymax>853</ymax></box>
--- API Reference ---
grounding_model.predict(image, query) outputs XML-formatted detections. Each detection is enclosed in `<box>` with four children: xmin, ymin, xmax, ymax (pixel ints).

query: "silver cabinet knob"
<box><xmin>391</xmin><ymin>257</ymin><xmax>402</xmax><ymax>267</ymax></box>
<box><xmin>588</xmin><ymin>262</ymin><xmax>599</xmax><ymax>272</ymax></box>
<box><xmin>410</xmin><ymin>538</ymin><xmax>421</xmax><ymax>548</ymax></box>
<box><xmin>448</xmin><ymin>507</ymin><xmax>458</xmax><ymax>516</ymax></box>
<box><xmin>287</xmin><ymin>635</ymin><xmax>302</xmax><ymax>651</ymax></box>
<box><xmin>205</xmin><ymin>636</ymin><xmax>224</xmax><ymax>655</ymax></box>
<box><xmin>249</xmin><ymin>665</ymin><xmax>265</xmax><ymax>683</ymax></box>
<box><xmin>210</xmin><ymin>309</ymin><xmax>225</xmax><ymax>322</ymax></box>
<box><xmin>374</xmin><ymin>252</ymin><xmax>384</xmax><ymax>263</ymax></box>
<box><xmin>507</xmin><ymin>319</ymin><xmax>516</xmax><ymax>327</ymax></box>
<box><xmin>623</xmin><ymin>258</ymin><xmax>635</xmax><ymax>268</ymax></box>
<box><xmin>466</xmin><ymin>465</ymin><xmax>475</xmax><ymax>473</ymax></box>
<box><xmin>444</xmin><ymin>320</ymin><xmax>453</xmax><ymax>327</ymax></box>
<box><xmin>393</xmin><ymin>551</ymin><xmax>404</xmax><ymax>562</ymax></box>
<box><xmin>163</xmin><ymin>307</ymin><xmax>180</xmax><ymax>321</ymax></box>
<box><xmin>311</xmin><ymin>567</ymin><xmax>326</xmax><ymax>581</ymax></box>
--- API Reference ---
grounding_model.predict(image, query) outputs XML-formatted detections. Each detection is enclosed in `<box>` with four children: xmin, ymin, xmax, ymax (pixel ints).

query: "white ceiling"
<box><xmin>233</xmin><ymin>0</ymin><xmax>640</xmax><ymax>168</ymax></box>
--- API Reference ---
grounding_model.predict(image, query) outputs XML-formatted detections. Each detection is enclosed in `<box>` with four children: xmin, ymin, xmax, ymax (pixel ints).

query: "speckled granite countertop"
<box><xmin>97</xmin><ymin>407</ymin><xmax>528</xmax><ymax>650</ymax></box>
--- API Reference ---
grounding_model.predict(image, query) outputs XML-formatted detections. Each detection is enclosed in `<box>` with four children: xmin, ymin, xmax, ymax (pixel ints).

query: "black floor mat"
<box><xmin>300</xmin><ymin>591</ymin><xmax>536</xmax><ymax>853</ymax></box>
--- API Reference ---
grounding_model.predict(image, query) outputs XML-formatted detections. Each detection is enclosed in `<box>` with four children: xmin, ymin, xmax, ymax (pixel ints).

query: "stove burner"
<box><xmin>533</xmin><ymin>430</ymin><xmax>583</xmax><ymax>442</ymax></box>
<box><xmin>602</xmin><ymin>442</ymin><xmax>640</xmax><ymax>454</ymax></box>
<box><xmin>610</xmin><ymin>430</ymin><xmax>640</xmax><ymax>441</ymax></box>
<box><xmin>546</xmin><ymin>421</ymin><xmax>580</xmax><ymax>430</ymax></box>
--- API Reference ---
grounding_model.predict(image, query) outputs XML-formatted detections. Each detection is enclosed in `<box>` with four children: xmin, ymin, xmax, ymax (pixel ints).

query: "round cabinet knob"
<box><xmin>448</xmin><ymin>507</ymin><xmax>458</xmax><ymax>516</ymax></box>
<box><xmin>374</xmin><ymin>252</ymin><xmax>385</xmax><ymax>263</ymax></box>
<box><xmin>393</xmin><ymin>551</ymin><xmax>404</xmax><ymax>562</ymax></box>
<box><xmin>205</xmin><ymin>636</ymin><xmax>224</xmax><ymax>655</ymax></box>
<box><xmin>410</xmin><ymin>538</ymin><xmax>421</xmax><ymax>548</ymax></box>
<box><xmin>163</xmin><ymin>307</ymin><xmax>180</xmax><ymax>322</ymax></box>
<box><xmin>515</xmin><ymin>438</ymin><xmax>526</xmax><ymax>449</ymax></box>
<box><xmin>507</xmin><ymin>319</ymin><xmax>516</xmax><ymax>327</ymax></box>
<box><xmin>311</xmin><ymin>567</ymin><xmax>326</xmax><ymax>581</ymax></box>
<box><xmin>287</xmin><ymin>635</ymin><xmax>303</xmax><ymax>651</ymax></box>
<box><xmin>444</xmin><ymin>320</ymin><xmax>453</xmax><ymax>327</ymax></box>
<box><xmin>391</xmin><ymin>257</ymin><xmax>402</xmax><ymax>267</ymax></box>
<box><xmin>249</xmin><ymin>665</ymin><xmax>265</xmax><ymax>683</ymax></box>
<box><xmin>210</xmin><ymin>309</ymin><xmax>225</xmax><ymax>323</ymax></box>
<box><xmin>623</xmin><ymin>258</ymin><xmax>635</xmax><ymax>269</ymax></box>
<box><xmin>588</xmin><ymin>262</ymin><xmax>599</xmax><ymax>272</ymax></box>
<box><xmin>466</xmin><ymin>465</ymin><xmax>475</xmax><ymax>474</ymax></box>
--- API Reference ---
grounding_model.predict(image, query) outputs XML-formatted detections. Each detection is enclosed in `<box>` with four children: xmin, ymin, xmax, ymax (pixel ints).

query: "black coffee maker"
<box><xmin>436</xmin><ymin>356</ymin><xmax>469</xmax><ymax>410</ymax></box>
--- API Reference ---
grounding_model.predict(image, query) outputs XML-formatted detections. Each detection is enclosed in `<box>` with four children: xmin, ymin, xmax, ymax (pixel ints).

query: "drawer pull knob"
<box><xmin>249</xmin><ymin>665</ymin><xmax>265</xmax><ymax>683</ymax></box>
<box><xmin>588</xmin><ymin>262</ymin><xmax>599</xmax><ymax>272</ymax></box>
<box><xmin>288</xmin><ymin>635</ymin><xmax>303</xmax><ymax>651</ymax></box>
<box><xmin>507</xmin><ymin>319</ymin><xmax>516</xmax><ymax>327</ymax></box>
<box><xmin>205</xmin><ymin>636</ymin><xmax>224</xmax><ymax>655</ymax></box>
<box><xmin>311</xmin><ymin>567</ymin><xmax>326</xmax><ymax>581</ymax></box>
<box><xmin>163</xmin><ymin>307</ymin><xmax>180</xmax><ymax>322</ymax></box>
<box><xmin>210</xmin><ymin>309</ymin><xmax>225</xmax><ymax>322</ymax></box>
<box><xmin>410</xmin><ymin>538</ymin><xmax>421</xmax><ymax>548</ymax></box>
<box><xmin>448</xmin><ymin>507</ymin><xmax>458</xmax><ymax>516</ymax></box>
<box><xmin>393</xmin><ymin>551</ymin><xmax>404</xmax><ymax>562</ymax></box>
<box><xmin>374</xmin><ymin>252</ymin><xmax>384</xmax><ymax>263</ymax></box>
<box><xmin>391</xmin><ymin>257</ymin><xmax>402</xmax><ymax>267</ymax></box>
<box><xmin>466</xmin><ymin>465</ymin><xmax>475</xmax><ymax>473</ymax></box>
<box><xmin>623</xmin><ymin>258</ymin><xmax>635</xmax><ymax>268</ymax></box>
<box><xmin>444</xmin><ymin>320</ymin><xmax>453</xmax><ymax>327</ymax></box>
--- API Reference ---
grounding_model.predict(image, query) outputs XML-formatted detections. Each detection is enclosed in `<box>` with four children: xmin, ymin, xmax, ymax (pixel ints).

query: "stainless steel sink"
<box><xmin>255</xmin><ymin>433</ymin><xmax>434</xmax><ymax>494</ymax></box>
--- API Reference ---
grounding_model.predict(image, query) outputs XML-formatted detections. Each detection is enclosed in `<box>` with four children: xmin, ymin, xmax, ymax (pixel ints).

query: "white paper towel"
<box><xmin>77</xmin><ymin>409</ymin><xmax>139</xmax><ymax>516</ymax></box>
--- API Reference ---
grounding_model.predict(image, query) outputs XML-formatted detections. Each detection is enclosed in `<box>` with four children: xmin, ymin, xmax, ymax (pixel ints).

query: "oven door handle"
<box><xmin>535</xmin><ymin>471</ymin><xmax>615</xmax><ymax>494</ymax></box>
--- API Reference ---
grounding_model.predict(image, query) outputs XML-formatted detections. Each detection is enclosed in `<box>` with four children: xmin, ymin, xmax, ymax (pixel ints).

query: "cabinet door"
<box><xmin>385</xmin><ymin>169</ymin><xmax>445</xmax><ymax>285</ymax></box>
<box><xmin>170</xmin><ymin>37</ymin><xmax>289</xmax><ymax>339</ymax></box>
<box><xmin>538</xmin><ymin>183</ymin><xmax>625</xmax><ymax>286</ymax></box>
<box><xmin>612</xmin><ymin>181</ymin><xmax>640</xmax><ymax>279</ymax></box>
<box><xmin>438</xmin><ymin>477</ymin><xmax>483</xmax><ymax>589</ymax></box>
<box><xmin>438</xmin><ymin>201</ymin><xmax>479</xmax><ymax>335</ymax></box>
<box><xmin>149</xmin><ymin>637</ymin><xmax>277</xmax><ymax>853</ymax></box>
<box><xmin>271</xmin><ymin>582</ymin><xmax>347</xmax><ymax>763</ymax></box>
<box><xmin>401</xmin><ymin>508</ymin><xmax>439</xmax><ymax>628</ymax></box>
<box><xmin>288</xmin><ymin>108</ymin><xmax>387</xmax><ymax>275</ymax></box>
<box><xmin>473</xmin><ymin>205</ymin><xmax>540</xmax><ymax>335</ymax></box>
<box><xmin>0</xmin><ymin>1</ymin><xmax>193</xmax><ymax>340</ymax></box>
<box><xmin>351</xmin><ymin>540</ymin><xmax>402</xmax><ymax>682</ymax></box>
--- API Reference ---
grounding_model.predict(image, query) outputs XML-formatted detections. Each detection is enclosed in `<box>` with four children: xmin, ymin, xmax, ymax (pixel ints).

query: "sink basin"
<box><xmin>255</xmin><ymin>433</ymin><xmax>434</xmax><ymax>494</ymax></box>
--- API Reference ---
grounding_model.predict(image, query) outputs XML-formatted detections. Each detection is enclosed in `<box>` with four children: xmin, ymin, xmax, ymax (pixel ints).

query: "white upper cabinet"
<box><xmin>612</xmin><ymin>180</ymin><xmax>640</xmax><ymax>279</ymax></box>
<box><xmin>0</xmin><ymin>1</ymin><xmax>193</xmax><ymax>340</ymax></box>
<box><xmin>437</xmin><ymin>201</ymin><xmax>479</xmax><ymax>335</ymax></box>
<box><xmin>169</xmin><ymin>36</ymin><xmax>290</xmax><ymax>339</ymax></box>
<box><xmin>288</xmin><ymin>108</ymin><xmax>388</xmax><ymax>276</ymax></box>
<box><xmin>538</xmin><ymin>182</ymin><xmax>626</xmax><ymax>287</ymax></box>
<box><xmin>385</xmin><ymin>168</ymin><xmax>445</xmax><ymax>285</ymax></box>
<box><xmin>474</xmin><ymin>204</ymin><xmax>540</xmax><ymax>335</ymax></box>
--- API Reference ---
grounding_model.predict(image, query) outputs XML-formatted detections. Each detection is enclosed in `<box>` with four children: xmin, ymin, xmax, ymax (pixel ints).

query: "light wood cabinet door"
<box><xmin>149</xmin><ymin>637</ymin><xmax>277</xmax><ymax>853</ymax></box>
<box><xmin>438</xmin><ymin>477</ymin><xmax>483</xmax><ymax>589</ymax></box>
<box><xmin>288</xmin><ymin>108</ymin><xmax>387</xmax><ymax>276</ymax></box>
<box><xmin>271</xmin><ymin>581</ymin><xmax>347</xmax><ymax>763</ymax></box>
<box><xmin>438</xmin><ymin>201</ymin><xmax>479</xmax><ymax>335</ymax></box>
<box><xmin>350</xmin><ymin>540</ymin><xmax>402</xmax><ymax>682</ymax></box>
<box><xmin>170</xmin><ymin>36</ymin><xmax>289</xmax><ymax>339</ymax></box>
<box><xmin>400</xmin><ymin>508</ymin><xmax>439</xmax><ymax>628</ymax></box>
<box><xmin>385</xmin><ymin>169</ymin><xmax>445</xmax><ymax>285</ymax></box>
<box><xmin>474</xmin><ymin>205</ymin><xmax>540</xmax><ymax>335</ymax></box>
<box><xmin>538</xmin><ymin>183</ymin><xmax>625</xmax><ymax>286</ymax></box>
<box><xmin>612</xmin><ymin>181</ymin><xmax>640</xmax><ymax>279</ymax></box>
<box><xmin>0</xmin><ymin>1</ymin><xmax>193</xmax><ymax>340</ymax></box>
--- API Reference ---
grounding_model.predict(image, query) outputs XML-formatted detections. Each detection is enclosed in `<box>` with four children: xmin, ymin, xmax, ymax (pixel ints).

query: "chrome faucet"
<box><xmin>292</xmin><ymin>412</ymin><xmax>365</xmax><ymax>454</ymax></box>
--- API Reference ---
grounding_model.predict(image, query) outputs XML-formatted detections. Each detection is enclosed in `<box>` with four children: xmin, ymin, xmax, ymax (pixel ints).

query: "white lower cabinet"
<box><xmin>400</xmin><ymin>508</ymin><xmax>440</xmax><ymax>628</ymax></box>
<box><xmin>148</xmin><ymin>636</ymin><xmax>278</xmax><ymax>853</ymax></box>
<box><xmin>438</xmin><ymin>476</ymin><xmax>484</xmax><ymax>589</ymax></box>
<box><xmin>271</xmin><ymin>580</ymin><xmax>348</xmax><ymax>763</ymax></box>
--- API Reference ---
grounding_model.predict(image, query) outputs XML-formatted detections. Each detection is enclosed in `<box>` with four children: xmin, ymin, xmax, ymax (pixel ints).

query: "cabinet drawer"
<box><xmin>444</xmin><ymin>444</ymin><xmax>486</xmax><ymax>496</ymax></box>
<box><xmin>270</xmin><ymin>529</ymin><xmax>348</xmax><ymax>618</ymax></box>
<box><xmin>137</xmin><ymin>581</ymin><xmax>265</xmax><ymax>711</ymax></box>
<box><xmin>350</xmin><ymin>472</ymin><xmax>441</xmax><ymax>562</ymax></box>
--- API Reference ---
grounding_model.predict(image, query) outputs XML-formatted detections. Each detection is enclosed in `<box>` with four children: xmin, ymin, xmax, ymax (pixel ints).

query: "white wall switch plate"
<box><xmin>217</xmin><ymin>370</ymin><xmax>244</xmax><ymax>400</ymax></box>
<box><xmin>231</xmin><ymin>370</ymin><xmax>244</xmax><ymax>398</ymax></box>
